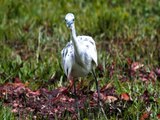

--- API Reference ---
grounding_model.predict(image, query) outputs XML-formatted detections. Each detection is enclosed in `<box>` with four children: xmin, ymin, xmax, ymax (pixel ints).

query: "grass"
<box><xmin>0</xmin><ymin>104</ymin><xmax>15</xmax><ymax>120</ymax></box>
<box><xmin>0</xmin><ymin>0</ymin><xmax>160</xmax><ymax>119</ymax></box>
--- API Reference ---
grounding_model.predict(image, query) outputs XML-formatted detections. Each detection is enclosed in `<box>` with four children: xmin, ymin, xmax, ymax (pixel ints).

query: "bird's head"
<box><xmin>65</xmin><ymin>13</ymin><xmax>75</xmax><ymax>29</ymax></box>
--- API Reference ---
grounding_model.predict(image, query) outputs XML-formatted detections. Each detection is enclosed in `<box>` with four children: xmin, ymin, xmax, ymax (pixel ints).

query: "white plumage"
<box><xmin>61</xmin><ymin>13</ymin><xmax>107</xmax><ymax>119</ymax></box>
<box><xmin>61</xmin><ymin>13</ymin><xmax>98</xmax><ymax>79</ymax></box>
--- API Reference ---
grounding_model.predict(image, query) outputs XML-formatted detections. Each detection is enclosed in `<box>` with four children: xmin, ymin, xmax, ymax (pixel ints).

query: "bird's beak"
<box><xmin>66</xmin><ymin>21</ymin><xmax>73</xmax><ymax>28</ymax></box>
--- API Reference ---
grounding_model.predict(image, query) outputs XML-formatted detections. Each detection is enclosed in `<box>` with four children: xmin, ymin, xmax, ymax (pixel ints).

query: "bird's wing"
<box><xmin>77</xmin><ymin>36</ymin><xmax>98</xmax><ymax>66</ymax></box>
<box><xmin>61</xmin><ymin>41</ymin><xmax>74</xmax><ymax>77</ymax></box>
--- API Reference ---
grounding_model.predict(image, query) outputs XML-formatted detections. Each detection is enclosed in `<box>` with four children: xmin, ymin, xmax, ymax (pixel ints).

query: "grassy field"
<box><xmin>0</xmin><ymin>0</ymin><xmax>160</xmax><ymax>119</ymax></box>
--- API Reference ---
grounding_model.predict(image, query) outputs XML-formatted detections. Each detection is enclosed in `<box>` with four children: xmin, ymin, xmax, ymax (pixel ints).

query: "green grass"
<box><xmin>0</xmin><ymin>0</ymin><xmax>160</xmax><ymax>119</ymax></box>
<box><xmin>0</xmin><ymin>102</ymin><xmax>15</xmax><ymax>120</ymax></box>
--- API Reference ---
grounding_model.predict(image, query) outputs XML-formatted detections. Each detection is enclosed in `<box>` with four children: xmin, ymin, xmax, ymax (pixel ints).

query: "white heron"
<box><xmin>61</xmin><ymin>13</ymin><xmax>100</xmax><ymax>108</ymax></box>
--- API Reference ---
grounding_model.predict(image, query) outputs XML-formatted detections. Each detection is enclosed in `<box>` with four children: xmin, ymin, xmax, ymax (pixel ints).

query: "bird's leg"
<box><xmin>68</xmin><ymin>77</ymin><xmax>74</xmax><ymax>90</ymax></box>
<box><xmin>67</xmin><ymin>76</ymin><xmax>76</xmax><ymax>92</ymax></box>
<box><xmin>92</xmin><ymin>69</ymin><xmax>100</xmax><ymax>105</ymax></box>
<box><xmin>73</xmin><ymin>78</ymin><xmax>80</xmax><ymax>120</ymax></box>
<box><xmin>69</xmin><ymin>76</ymin><xmax>80</xmax><ymax>118</ymax></box>
<box><xmin>92</xmin><ymin>69</ymin><xmax>108</xmax><ymax>120</ymax></box>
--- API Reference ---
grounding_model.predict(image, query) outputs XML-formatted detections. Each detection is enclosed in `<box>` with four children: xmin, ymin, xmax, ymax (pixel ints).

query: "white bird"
<box><xmin>61</xmin><ymin>13</ymin><xmax>100</xmax><ymax>106</ymax></box>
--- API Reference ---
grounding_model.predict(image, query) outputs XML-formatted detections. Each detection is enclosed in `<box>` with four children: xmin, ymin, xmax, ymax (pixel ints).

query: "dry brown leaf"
<box><xmin>11</xmin><ymin>108</ymin><xmax>18</xmax><ymax>113</ymax></box>
<box><xmin>155</xmin><ymin>68</ymin><xmax>160</xmax><ymax>77</ymax></box>
<box><xmin>25</xmin><ymin>81</ymin><xmax>29</xmax><ymax>87</ymax></box>
<box><xmin>100</xmin><ymin>83</ymin><xmax>113</xmax><ymax>91</ymax></box>
<box><xmin>13</xmin><ymin>77</ymin><xmax>22</xmax><ymax>83</ymax></box>
<box><xmin>120</xmin><ymin>93</ymin><xmax>130</xmax><ymax>101</ymax></box>
<box><xmin>105</xmin><ymin>96</ymin><xmax>118</xmax><ymax>103</ymax></box>
<box><xmin>28</xmin><ymin>90</ymin><xmax>40</xmax><ymax>96</ymax></box>
<box><xmin>157</xmin><ymin>113</ymin><xmax>160</xmax><ymax>119</ymax></box>
<box><xmin>140</xmin><ymin>112</ymin><xmax>150</xmax><ymax>120</ymax></box>
<box><xmin>131</xmin><ymin>62</ymin><xmax>144</xmax><ymax>72</ymax></box>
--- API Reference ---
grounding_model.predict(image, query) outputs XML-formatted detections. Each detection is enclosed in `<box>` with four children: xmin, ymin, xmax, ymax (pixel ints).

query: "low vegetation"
<box><xmin>0</xmin><ymin>0</ymin><xmax>160</xmax><ymax>119</ymax></box>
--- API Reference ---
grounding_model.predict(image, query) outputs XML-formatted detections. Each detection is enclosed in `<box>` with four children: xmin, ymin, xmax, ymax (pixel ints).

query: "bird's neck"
<box><xmin>70</xmin><ymin>23</ymin><xmax>77</xmax><ymax>41</ymax></box>
<box><xmin>70</xmin><ymin>23</ymin><xmax>81</xmax><ymax>56</ymax></box>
